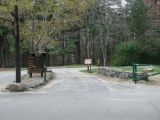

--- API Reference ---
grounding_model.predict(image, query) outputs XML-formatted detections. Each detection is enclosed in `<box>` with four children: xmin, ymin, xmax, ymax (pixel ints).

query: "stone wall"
<box><xmin>98</xmin><ymin>67</ymin><xmax>148</xmax><ymax>80</ymax></box>
<box><xmin>98</xmin><ymin>67</ymin><xmax>132</xmax><ymax>79</ymax></box>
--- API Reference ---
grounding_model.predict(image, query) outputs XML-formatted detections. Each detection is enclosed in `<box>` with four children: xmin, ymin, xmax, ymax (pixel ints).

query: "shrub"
<box><xmin>140</xmin><ymin>38</ymin><xmax>160</xmax><ymax>64</ymax></box>
<box><xmin>112</xmin><ymin>41</ymin><xmax>141</xmax><ymax>66</ymax></box>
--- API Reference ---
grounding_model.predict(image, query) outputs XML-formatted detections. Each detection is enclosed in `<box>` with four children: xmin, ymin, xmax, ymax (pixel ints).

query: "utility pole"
<box><xmin>12</xmin><ymin>5</ymin><xmax>21</xmax><ymax>83</ymax></box>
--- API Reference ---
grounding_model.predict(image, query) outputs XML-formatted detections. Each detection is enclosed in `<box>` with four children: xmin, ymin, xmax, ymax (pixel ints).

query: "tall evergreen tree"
<box><xmin>128</xmin><ymin>0</ymin><xmax>149</xmax><ymax>41</ymax></box>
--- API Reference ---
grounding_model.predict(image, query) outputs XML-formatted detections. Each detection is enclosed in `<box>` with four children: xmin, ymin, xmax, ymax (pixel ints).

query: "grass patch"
<box><xmin>65</xmin><ymin>64</ymin><xmax>97</xmax><ymax>68</ymax></box>
<box><xmin>114</xmin><ymin>66</ymin><xmax>160</xmax><ymax>73</ymax></box>
<box><xmin>64</xmin><ymin>64</ymin><xmax>86</xmax><ymax>68</ymax></box>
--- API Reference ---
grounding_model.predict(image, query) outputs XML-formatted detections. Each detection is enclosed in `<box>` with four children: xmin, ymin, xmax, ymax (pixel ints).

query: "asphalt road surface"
<box><xmin>0</xmin><ymin>67</ymin><xmax>160</xmax><ymax>120</ymax></box>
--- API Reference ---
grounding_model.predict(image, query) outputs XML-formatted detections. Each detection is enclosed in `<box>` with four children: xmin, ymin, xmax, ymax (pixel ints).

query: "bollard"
<box><xmin>44</xmin><ymin>65</ymin><xmax>47</xmax><ymax>82</ymax></box>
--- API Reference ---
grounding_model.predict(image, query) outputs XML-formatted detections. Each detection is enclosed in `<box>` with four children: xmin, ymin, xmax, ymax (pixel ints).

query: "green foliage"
<box><xmin>112</xmin><ymin>41</ymin><xmax>141</xmax><ymax>66</ymax></box>
<box><xmin>0</xmin><ymin>25</ymin><xmax>10</xmax><ymax>36</ymax></box>
<box><xmin>65</xmin><ymin>38</ymin><xmax>76</xmax><ymax>54</ymax></box>
<box><xmin>112</xmin><ymin>38</ymin><xmax>160</xmax><ymax>66</ymax></box>
<box><xmin>0</xmin><ymin>25</ymin><xmax>15</xmax><ymax>54</ymax></box>
<box><xmin>7</xmin><ymin>34</ymin><xmax>15</xmax><ymax>53</ymax></box>
<box><xmin>128</xmin><ymin>0</ymin><xmax>149</xmax><ymax>40</ymax></box>
<box><xmin>46</xmin><ymin>38</ymin><xmax>76</xmax><ymax>56</ymax></box>
<box><xmin>47</xmin><ymin>46</ymin><xmax>61</xmax><ymax>55</ymax></box>
<box><xmin>140</xmin><ymin>38</ymin><xmax>160</xmax><ymax>64</ymax></box>
<box><xmin>20</xmin><ymin>40</ymin><xmax>28</xmax><ymax>54</ymax></box>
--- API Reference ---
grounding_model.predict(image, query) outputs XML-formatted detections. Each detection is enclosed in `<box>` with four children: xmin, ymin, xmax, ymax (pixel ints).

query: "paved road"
<box><xmin>0</xmin><ymin>67</ymin><xmax>160</xmax><ymax>120</ymax></box>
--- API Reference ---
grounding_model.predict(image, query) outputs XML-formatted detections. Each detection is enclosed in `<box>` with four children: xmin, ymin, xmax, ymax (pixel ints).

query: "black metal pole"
<box><xmin>15</xmin><ymin>5</ymin><xmax>21</xmax><ymax>83</ymax></box>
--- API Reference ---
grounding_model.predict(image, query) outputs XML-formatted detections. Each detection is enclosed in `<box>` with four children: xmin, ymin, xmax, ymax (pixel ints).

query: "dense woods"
<box><xmin>0</xmin><ymin>0</ymin><xmax>160</xmax><ymax>67</ymax></box>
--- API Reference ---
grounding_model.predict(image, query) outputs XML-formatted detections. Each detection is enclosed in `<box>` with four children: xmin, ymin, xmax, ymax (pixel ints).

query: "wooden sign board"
<box><xmin>84</xmin><ymin>59</ymin><xmax>92</xmax><ymax>65</ymax></box>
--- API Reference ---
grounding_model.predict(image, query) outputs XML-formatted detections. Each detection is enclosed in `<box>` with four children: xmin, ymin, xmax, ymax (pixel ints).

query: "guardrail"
<box><xmin>132</xmin><ymin>64</ymin><xmax>160</xmax><ymax>84</ymax></box>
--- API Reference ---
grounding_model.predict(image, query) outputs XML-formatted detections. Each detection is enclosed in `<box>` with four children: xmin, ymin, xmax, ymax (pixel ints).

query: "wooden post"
<box><xmin>14</xmin><ymin>5</ymin><xmax>21</xmax><ymax>83</ymax></box>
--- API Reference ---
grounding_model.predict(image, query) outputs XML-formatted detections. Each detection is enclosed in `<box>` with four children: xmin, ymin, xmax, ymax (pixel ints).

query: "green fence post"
<box><xmin>132</xmin><ymin>64</ymin><xmax>137</xmax><ymax>84</ymax></box>
<box><xmin>132</xmin><ymin>64</ymin><xmax>135</xmax><ymax>80</ymax></box>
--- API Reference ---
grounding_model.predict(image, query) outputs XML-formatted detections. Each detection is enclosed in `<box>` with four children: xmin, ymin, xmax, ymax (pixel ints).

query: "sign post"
<box><xmin>84</xmin><ymin>59</ymin><xmax>92</xmax><ymax>73</ymax></box>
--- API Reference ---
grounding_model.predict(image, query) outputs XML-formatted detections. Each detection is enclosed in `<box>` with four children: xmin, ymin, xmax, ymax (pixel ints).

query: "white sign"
<box><xmin>84</xmin><ymin>59</ymin><xmax>92</xmax><ymax>65</ymax></box>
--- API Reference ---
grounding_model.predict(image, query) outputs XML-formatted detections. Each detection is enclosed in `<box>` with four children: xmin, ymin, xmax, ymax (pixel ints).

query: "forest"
<box><xmin>0</xmin><ymin>0</ymin><xmax>160</xmax><ymax>67</ymax></box>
